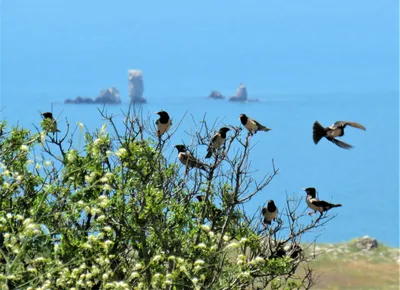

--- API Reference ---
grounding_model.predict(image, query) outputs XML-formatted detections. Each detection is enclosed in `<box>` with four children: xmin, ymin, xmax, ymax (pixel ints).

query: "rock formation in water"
<box><xmin>65</xmin><ymin>87</ymin><xmax>121</xmax><ymax>104</ymax></box>
<box><xmin>128</xmin><ymin>69</ymin><xmax>147</xmax><ymax>104</ymax></box>
<box><xmin>229</xmin><ymin>83</ymin><xmax>248</xmax><ymax>102</ymax></box>
<box><xmin>208</xmin><ymin>90</ymin><xmax>225</xmax><ymax>100</ymax></box>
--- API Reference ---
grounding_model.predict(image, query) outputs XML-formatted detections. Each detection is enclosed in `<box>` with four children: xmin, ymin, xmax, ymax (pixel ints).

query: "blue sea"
<box><xmin>1</xmin><ymin>90</ymin><xmax>398</xmax><ymax>246</ymax></box>
<box><xmin>1</xmin><ymin>0</ymin><xmax>398</xmax><ymax>246</ymax></box>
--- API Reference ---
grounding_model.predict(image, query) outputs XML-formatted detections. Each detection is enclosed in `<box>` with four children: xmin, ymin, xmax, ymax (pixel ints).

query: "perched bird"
<box><xmin>313</xmin><ymin>120</ymin><xmax>366</xmax><ymax>149</ymax></box>
<box><xmin>288</xmin><ymin>244</ymin><xmax>302</xmax><ymax>260</ymax></box>
<box><xmin>302</xmin><ymin>187</ymin><xmax>342</xmax><ymax>216</ymax></box>
<box><xmin>175</xmin><ymin>145</ymin><xmax>208</xmax><ymax>172</ymax></box>
<box><xmin>155</xmin><ymin>111</ymin><xmax>172</xmax><ymax>138</ymax></box>
<box><xmin>269</xmin><ymin>247</ymin><xmax>287</xmax><ymax>259</ymax></box>
<box><xmin>205</xmin><ymin>127</ymin><xmax>230</xmax><ymax>159</ymax></box>
<box><xmin>41</xmin><ymin>112</ymin><xmax>60</xmax><ymax>133</ymax></box>
<box><xmin>239</xmin><ymin>114</ymin><xmax>271</xmax><ymax>135</ymax></box>
<box><xmin>262</xmin><ymin>200</ymin><xmax>278</xmax><ymax>226</ymax></box>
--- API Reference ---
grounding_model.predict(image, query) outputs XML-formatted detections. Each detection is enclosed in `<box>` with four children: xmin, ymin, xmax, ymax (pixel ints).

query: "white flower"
<box><xmin>194</xmin><ymin>259</ymin><xmax>205</xmax><ymax>266</ymax></box>
<box><xmin>103</xmin><ymin>226</ymin><xmax>112</xmax><ymax>232</ymax></box>
<box><xmin>103</xmin><ymin>184</ymin><xmax>112</xmax><ymax>192</ymax></box>
<box><xmin>6</xmin><ymin>213</ymin><xmax>12</xmax><ymax>220</ymax></box>
<box><xmin>67</xmin><ymin>151</ymin><xmax>77</xmax><ymax>163</ymax></box>
<box><xmin>77</xmin><ymin>122</ymin><xmax>84</xmax><ymax>130</ymax></box>
<box><xmin>223</xmin><ymin>235</ymin><xmax>229</xmax><ymax>241</ymax></box>
<box><xmin>133</xmin><ymin>263</ymin><xmax>143</xmax><ymax>270</ymax></box>
<box><xmin>196</xmin><ymin>243</ymin><xmax>207</xmax><ymax>249</ymax></box>
<box><xmin>130</xmin><ymin>272</ymin><xmax>140</xmax><ymax>279</ymax></box>
<box><xmin>100</xmin><ymin>123</ymin><xmax>107</xmax><ymax>134</ymax></box>
<box><xmin>254</xmin><ymin>256</ymin><xmax>265</xmax><ymax>263</ymax></box>
<box><xmin>97</xmin><ymin>215</ymin><xmax>106</xmax><ymax>222</ymax></box>
<box><xmin>104</xmin><ymin>240</ymin><xmax>113</xmax><ymax>247</ymax></box>
<box><xmin>115</xmin><ymin>148</ymin><xmax>127</xmax><ymax>158</ymax></box>
<box><xmin>20</xmin><ymin>145</ymin><xmax>29</xmax><ymax>152</ymax></box>
<box><xmin>40</xmin><ymin>131</ymin><xmax>46</xmax><ymax>143</ymax></box>
<box><xmin>226</xmin><ymin>242</ymin><xmax>239</xmax><ymax>249</ymax></box>
<box><xmin>200</xmin><ymin>224</ymin><xmax>210</xmax><ymax>232</ymax></box>
<box><xmin>152</xmin><ymin>255</ymin><xmax>162</xmax><ymax>262</ymax></box>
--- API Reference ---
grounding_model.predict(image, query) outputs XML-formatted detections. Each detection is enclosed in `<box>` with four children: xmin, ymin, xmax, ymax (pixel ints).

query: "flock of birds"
<box><xmin>41</xmin><ymin>110</ymin><xmax>367</xmax><ymax>226</ymax></box>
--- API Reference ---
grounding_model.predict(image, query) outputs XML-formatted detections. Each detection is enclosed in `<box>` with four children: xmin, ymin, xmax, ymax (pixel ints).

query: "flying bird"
<box><xmin>262</xmin><ymin>200</ymin><xmax>278</xmax><ymax>226</ymax></box>
<box><xmin>313</xmin><ymin>121</ymin><xmax>366</xmax><ymax>149</ymax></box>
<box><xmin>155</xmin><ymin>111</ymin><xmax>172</xmax><ymax>138</ymax></box>
<box><xmin>205</xmin><ymin>127</ymin><xmax>230</xmax><ymax>158</ymax></box>
<box><xmin>302</xmin><ymin>187</ymin><xmax>342</xmax><ymax>216</ymax></box>
<box><xmin>41</xmin><ymin>112</ymin><xmax>60</xmax><ymax>133</ymax></box>
<box><xmin>239</xmin><ymin>114</ymin><xmax>271</xmax><ymax>135</ymax></box>
<box><xmin>175</xmin><ymin>145</ymin><xmax>209</xmax><ymax>173</ymax></box>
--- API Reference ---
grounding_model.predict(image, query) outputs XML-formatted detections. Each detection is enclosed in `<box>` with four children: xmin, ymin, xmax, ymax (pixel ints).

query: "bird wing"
<box><xmin>327</xmin><ymin>137</ymin><xmax>353</xmax><ymax>149</ymax></box>
<box><xmin>261</xmin><ymin>207</ymin><xmax>267</xmax><ymax>216</ymax></box>
<box><xmin>186</xmin><ymin>153</ymin><xmax>208</xmax><ymax>169</ymax></box>
<box><xmin>251</xmin><ymin>119</ymin><xmax>265</xmax><ymax>129</ymax></box>
<box><xmin>310</xmin><ymin>200</ymin><xmax>334</xmax><ymax>208</ymax></box>
<box><xmin>334</xmin><ymin>121</ymin><xmax>366</xmax><ymax>131</ymax></box>
<box><xmin>210</xmin><ymin>133</ymin><xmax>220</xmax><ymax>147</ymax></box>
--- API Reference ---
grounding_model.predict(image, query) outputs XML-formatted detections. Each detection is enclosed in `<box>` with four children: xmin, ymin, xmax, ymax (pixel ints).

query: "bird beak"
<box><xmin>301</xmin><ymin>188</ymin><xmax>306</xmax><ymax>191</ymax></box>
<box><xmin>155</xmin><ymin>112</ymin><xmax>159</xmax><ymax>115</ymax></box>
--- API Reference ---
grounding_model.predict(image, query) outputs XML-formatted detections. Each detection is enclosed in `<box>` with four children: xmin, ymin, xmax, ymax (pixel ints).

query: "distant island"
<box><xmin>64</xmin><ymin>87</ymin><xmax>121</xmax><ymax>104</ymax></box>
<box><xmin>229</xmin><ymin>83</ymin><xmax>248</xmax><ymax>102</ymax></box>
<box><xmin>65</xmin><ymin>69</ymin><xmax>147</xmax><ymax>104</ymax></box>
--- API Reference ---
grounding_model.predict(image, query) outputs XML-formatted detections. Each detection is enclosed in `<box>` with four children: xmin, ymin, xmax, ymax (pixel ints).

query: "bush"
<box><xmin>0</xmin><ymin>109</ymin><xmax>333</xmax><ymax>289</ymax></box>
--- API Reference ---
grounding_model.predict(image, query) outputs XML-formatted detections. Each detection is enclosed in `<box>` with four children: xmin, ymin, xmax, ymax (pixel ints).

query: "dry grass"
<box><xmin>302</xmin><ymin>242</ymin><xmax>400</xmax><ymax>290</ymax></box>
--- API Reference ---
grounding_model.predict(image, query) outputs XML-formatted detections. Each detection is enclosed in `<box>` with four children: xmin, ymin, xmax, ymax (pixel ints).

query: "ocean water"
<box><xmin>1</xmin><ymin>0</ymin><xmax>398</xmax><ymax>246</ymax></box>
<box><xmin>1</xmin><ymin>90</ymin><xmax>398</xmax><ymax>246</ymax></box>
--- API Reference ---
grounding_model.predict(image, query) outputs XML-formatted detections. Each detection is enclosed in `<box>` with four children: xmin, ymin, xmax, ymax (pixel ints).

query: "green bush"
<box><xmin>0</xmin><ymin>111</ymin><xmax>332</xmax><ymax>289</ymax></box>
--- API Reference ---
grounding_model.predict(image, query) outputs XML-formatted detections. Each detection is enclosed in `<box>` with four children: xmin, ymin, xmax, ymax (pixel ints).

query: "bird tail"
<box><xmin>313</xmin><ymin>121</ymin><xmax>325</xmax><ymax>144</ymax></box>
<box><xmin>260</xmin><ymin>125</ymin><xmax>271</xmax><ymax>132</ymax></box>
<box><xmin>205</xmin><ymin>148</ymin><xmax>212</xmax><ymax>159</ymax></box>
<box><xmin>263</xmin><ymin>218</ymin><xmax>271</xmax><ymax>225</ymax></box>
<box><xmin>332</xmin><ymin>204</ymin><xmax>342</xmax><ymax>208</ymax></box>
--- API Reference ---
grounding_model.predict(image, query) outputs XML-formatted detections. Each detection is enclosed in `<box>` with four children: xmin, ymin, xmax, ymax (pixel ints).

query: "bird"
<box><xmin>302</xmin><ymin>187</ymin><xmax>342</xmax><ymax>216</ymax></box>
<box><xmin>205</xmin><ymin>127</ymin><xmax>230</xmax><ymax>159</ymax></box>
<box><xmin>41</xmin><ymin>112</ymin><xmax>60</xmax><ymax>133</ymax></box>
<box><xmin>155</xmin><ymin>111</ymin><xmax>172</xmax><ymax>138</ymax></box>
<box><xmin>175</xmin><ymin>145</ymin><xmax>209</xmax><ymax>172</ymax></box>
<box><xmin>239</xmin><ymin>114</ymin><xmax>271</xmax><ymax>135</ymax></box>
<box><xmin>262</xmin><ymin>200</ymin><xmax>278</xmax><ymax>226</ymax></box>
<box><xmin>313</xmin><ymin>120</ymin><xmax>366</xmax><ymax>149</ymax></box>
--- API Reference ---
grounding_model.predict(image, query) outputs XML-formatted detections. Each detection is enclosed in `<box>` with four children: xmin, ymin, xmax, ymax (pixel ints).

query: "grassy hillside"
<box><xmin>307</xmin><ymin>239</ymin><xmax>399</xmax><ymax>290</ymax></box>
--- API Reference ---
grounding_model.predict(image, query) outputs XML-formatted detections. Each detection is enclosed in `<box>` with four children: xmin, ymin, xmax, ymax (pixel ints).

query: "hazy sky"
<box><xmin>1</xmin><ymin>0</ymin><xmax>398</xmax><ymax>99</ymax></box>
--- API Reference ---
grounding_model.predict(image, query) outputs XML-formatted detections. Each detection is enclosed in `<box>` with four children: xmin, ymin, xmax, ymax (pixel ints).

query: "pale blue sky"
<box><xmin>1</xmin><ymin>0</ymin><xmax>398</xmax><ymax>100</ymax></box>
